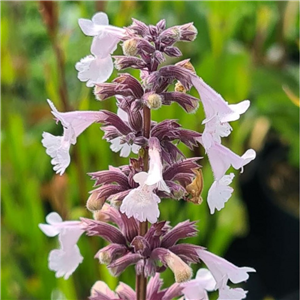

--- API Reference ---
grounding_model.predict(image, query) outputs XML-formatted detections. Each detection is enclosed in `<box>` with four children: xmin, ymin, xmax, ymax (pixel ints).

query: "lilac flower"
<box><xmin>196</xmin><ymin>139</ymin><xmax>255</xmax><ymax>213</ymax></box>
<box><xmin>120</xmin><ymin>172</ymin><xmax>162</xmax><ymax>223</ymax></box>
<box><xmin>197</xmin><ymin>249</ymin><xmax>255</xmax><ymax>290</ymax></box>
<box><xmin>76</xmin><ymin>12</ymin><xmax>126</xmax><ymax>87</ymax></box>
<box><xmin>191</xmin><ymin>76</ymin><xmax>250</xmax><ymax>149</ymax></box>
<box><xmin>39</xmin><ymin>212</ymin><xmax>85</xmax><ymax>279</ymax></box>
<box><xmin>182</xmin><ymin>268</ymin><xmax>216</xmax><ymax>300</ymax></box>
<box><xmin>120</xmin><ymin>137</ymin><xmax>170</xmax><ymax>223</ymax></box>
<box><xmin>42</xmin><ymin>100</ymin><xmax>105</xmax><ymax>175</ymax></box>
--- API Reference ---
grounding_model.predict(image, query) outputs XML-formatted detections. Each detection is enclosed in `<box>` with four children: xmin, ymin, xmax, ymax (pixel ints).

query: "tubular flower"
<box><xmin>191</xmin><ymin>76</ymin><xmax>250</xmax><ymax>150</ymax></box>
<box><xmin>196</xmin><ymin>249</ymin><xmax>255</xmax><ymax>290</ymax></box>
<box><xmin>76</xmin><ymin>12</ymin><xmax>126</xmax><ymax>86</ymax></box>
<box><xmin>41</xmin><ymin>100</ymin><xmax>105</xmax><ymax>175</ymax></box>
<box><xmin>204</xmin><ymin>142</ymin><xmax>256</xmax><ymax>213</ymax></box>
<box><xmin>39</xmin><ymin>212</ymin><xmax>85</xmax><ymax>279</ymax></box>
<box><xmin>120</xmin><ymin>137</ymin><xmax>170</xmax><ymax>223</ymax></box>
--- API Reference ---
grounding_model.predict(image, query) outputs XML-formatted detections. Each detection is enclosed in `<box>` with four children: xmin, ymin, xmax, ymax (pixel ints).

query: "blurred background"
<box><xmin>1</xmin><ymin>1</ymin><xmax>299</xmax><ymax>300</ymax></box>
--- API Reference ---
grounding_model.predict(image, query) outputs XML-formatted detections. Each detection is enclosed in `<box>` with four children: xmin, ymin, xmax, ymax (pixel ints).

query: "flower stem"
<box><xmin>136</xmin><ymin>105</ymin><xmax>151</xmax><ymax>300</ymax></box>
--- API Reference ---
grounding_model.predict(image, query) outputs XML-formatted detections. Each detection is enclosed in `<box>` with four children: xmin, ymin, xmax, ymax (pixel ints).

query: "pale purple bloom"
<box><xmin>192</xmin><ymin>76</ymin><xmax>250</xmax><ymax>124</ymax></box>
<box><xmin>201</xmin><ymin>115</ymin><xmax>232</xmax><ymax>150</ymax></box>
<box><xmin>218</xmin><ymin>285</ymin><xmax>247</xmax><ymax>300</ymax></box>
<box><xmin>39</xmin><ymin>212</ymin><xmax>84</xmax><ymax>279</ymax></box>
<box><xmin>200</xmin><ymin>141</ymin><xmax>255</xmax><ymax>213</ymax></box>
<box><xmin>75</xmin><ymin>54</ymin><xmax>114</xmax><ymax>87</ymax></box>
<box><xmin>42</xmin><ymin>100</ymin><xmax>104</xmax><ymax>175</ymax></box>
<box><xmin>120</xmin><ymin>138</ymin><xmax>169</xmax><ymax>223</ymax></box>
<box><xmin>109</xmin><ymin>108</ymin><xmax>141</xmax><ymax>157</ymax></box>
<box><xmin>206</xmin><ymin>142</ymin><xmax>256</xmax><ymax>181</ymax></box>
<box><xmin>191</xmin><ymin>76</ymin><xmax>250</xmax><ymax>150</ymax></box>
<box><xmin>207</xmin><ymin>174</ymin><xmax>234</xmax><ymax>214</ymax></box>
<box><xmin>197</xmin><ymin>249</ymin><xmax>255</xmax><ymax>290</ymax></box>
<box><xmin>182</xmin><ymin>268</ymin><xmax>216</xmax><ymax>300</ymax></box>
<box><xmin>120</xmin><ymin>172</ymin><xmax>162</xmax><ymax>223</ymax></box>
<box><xmin>76</xmin><ymin>12</ymin><xmax>126</xmax><ymax>87</ymax></box>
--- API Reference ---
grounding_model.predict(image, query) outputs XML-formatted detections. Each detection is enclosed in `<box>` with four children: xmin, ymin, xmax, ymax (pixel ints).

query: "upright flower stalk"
<box><xmin>40</xmin><ymin>12</ymin><xmax>256</xmax><ymax>300</ymax></box>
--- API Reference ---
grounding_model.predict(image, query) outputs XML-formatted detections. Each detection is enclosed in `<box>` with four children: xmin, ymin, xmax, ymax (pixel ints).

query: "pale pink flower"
<box><xmin>197</xmin><ymin>249</ymin><xmax>255</xmax><ymax>290</ymax></box>
<box><xmin>120</xmin><ymin>172</ymin><xmax>161</xmax><ymax>224</ymax></box>
<box><xmin>201</xmin><ymin>115</ymin><xmax>232</xmax><ymax>150</ymax></box>
<box><xmin>182</xmin><ymin>268</ymin><xmax>216</xmax><ymax>300</ymax></box>
<box><xmin>192</xmin><ymin>76</ymin><xmax>250</xmax><ymax>150</ymax></box>
<box><xmin>75</xmin><ymin>54</ymin><xmax>114</xmax><ymax>87</ymax></box>
<box><xmin>76</xmin><ymin>12</ymin><xmax>126</xmax><ymax>86</ymax></box>
<box><xmin>39</xmin><ymin>212</ymin><xmax>84</xmax><ymax>279</ymax></box>
<box><xmin>207</xmin><ymin>174</ymin><xmax>234</xmax><ymax>214</ymax></box>
<box><xmin>218</xmin><ymin>285</ymin><xmax>247</xmax><ymax>300</ymax></box>
<box><xmin>109</xmin><ymin>108</ymin><xmax>140</xmax><ymax>157</ymax></box>
<box><xmin>42</xmin><ymin>100</ymin><xmax>104</xmax><ymax>175</ymax></box>
<box><xmin>192</xmin><ymin>76</ymin><xmax>250</xmax><ymax>123</ymax></box>
<box><xmin>206</xmin><ymin>142</ymin><xmax>256</xmax><ymax>181</ymax></box>
<box><xmin>120</xmin><ymin>138</ymin><xmax>169</xmax><ymax>223</ymax></box>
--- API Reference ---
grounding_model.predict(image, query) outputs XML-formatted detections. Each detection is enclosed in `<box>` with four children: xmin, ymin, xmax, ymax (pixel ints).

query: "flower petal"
<box><xmin>207</xmin><ymin>143</ymin><xmax>256</xmax><ymax>180</ymax></box>
<box><xmin>92</xmin><ymin>12</ymin><xmax>109</xmax><ymax>26</ymax></box>
<box><xmin>120</xmin><ymin>187</ymin><xmax>161</xmax><ymax>223</ymax></box>
<box><xmin>91</xmin><ymin>33</ymin><xmax>120</xmax><ymax>58</ymax></box>
<box><xmin>207</xmin><ymin>174</ymin><xmax>234</xmax><ymax>214</ymax></box>
<box><xmin>78</xmin><ymin>19</ymin><xmax>101</xmax><ymax>36</ymax></box>
<box><xmin>48</xmin><ymin>245</ymin><xmax>83</xmax><ymax>280</ymax></box>
<box><xmin>197</xmin><ymin>249</ymin><xmax>255</xmax><ymax>289</ymax></box>
<box><xmin>46</xmin><ymin>212</ymin><xmax>63</xmax><ymax>224</ymax></box>
<box><xmin>218</xmin><ymin>285</ymin><xmax>247</xmax><ymax>300</ymax></box>
<box><xmin>39</xmin><ymin>224</ymin><xmax>60</xmax><ymax>237</ymax></box>
<box><xmin>42</xmin><ymin>132</ymin><xmax>71</xmax><ymax>175</ymax></box>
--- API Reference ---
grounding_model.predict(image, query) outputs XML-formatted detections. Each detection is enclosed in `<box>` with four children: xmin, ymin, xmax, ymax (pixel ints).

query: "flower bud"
<box><xmin>86</xmin><ymin>192</ymin><xmax>106</xmax><ymax>212</ymax></box>
<box><xmin>164</xmin><ymin>46</ymin><xmax>182</xmax><ymax>57</ymax></box>
<box><xmin>90</xmin><ymin>281</ymin><xmax>109</xmax><ymax>297</ymax></box>
<box><xmin>145</xmin><ymin>93</ymin><xmax>163</xmax><ymax>110</ymax></box>
<box><xmin>175</xmin><ymin>59</ymin><xmax>196</xmax><ymax>74</ymax></box>
<box><xmin>179</xmin><ymin>23</ymin><xmax>198</xmax><ymax>42</ymax></box>
<box><xmin>159</xmin><ymin>26</ymin><xmax>181</xmax><ymax>46</ymax></box>
<box><xmin>122</xmin><ymin>39</ymin><xmax>138</xmax><ymax>56</ymax></box>
<box><xmin>99</xmin><ymin>251</ymin><xmax>112</xmax><ymax>264</ymax></box>
<box><xmin>165</xmin><ymin>251</ymin><xmax>193</xmax><ymax>283</ymax></box>
<box><xmin>93</xmin><ymin>210</ymin><xmax>108</xmax><ymax>222</ymax></box>
<box><xmin>114</xmin><ymin>55</ymin><xmax>146</xmax><ymax>70</ymax></box>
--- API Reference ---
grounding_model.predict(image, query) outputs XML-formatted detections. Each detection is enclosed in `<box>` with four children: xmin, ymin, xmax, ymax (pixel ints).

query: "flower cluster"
<box><xmin>40</xmin><ymin>12</ymin><xmax>256</xmax><ymax>300</ymax></box>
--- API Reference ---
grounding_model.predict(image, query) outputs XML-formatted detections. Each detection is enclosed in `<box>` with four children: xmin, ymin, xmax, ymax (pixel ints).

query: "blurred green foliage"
<box><xmin>1</xmin><ymin>1</ymin><xmax>299</xmax><ymax>300</ymax></box>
